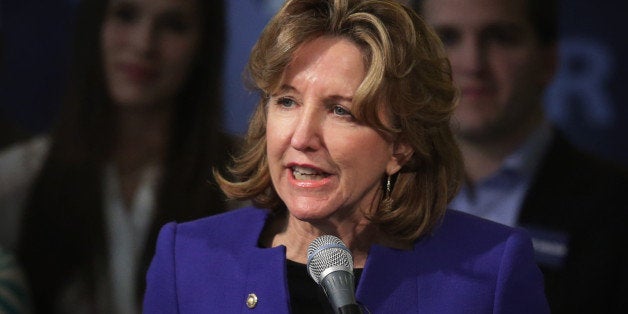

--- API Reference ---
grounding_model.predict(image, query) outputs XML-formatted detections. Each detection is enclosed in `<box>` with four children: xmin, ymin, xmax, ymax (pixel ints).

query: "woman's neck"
<box><xmin>263</xmin><ymin>212</ymin><xmax>379</xmax><ymax>268</ymax></box>
<box><xmin>110</xmin><ymin>105</ymin><xmax>172</xmax><ymax>208</ymax></box>
<box><xmin>112</xmin><ymin>105</ymin><xmax>172</xmax><ymax>172</ymax></box>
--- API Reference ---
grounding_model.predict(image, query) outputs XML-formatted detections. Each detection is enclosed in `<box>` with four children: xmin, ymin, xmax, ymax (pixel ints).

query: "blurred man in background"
<box><xmin>414</xmin><ymin>0</ymin><xmax>628</xmax><ymax>312</ymax></box>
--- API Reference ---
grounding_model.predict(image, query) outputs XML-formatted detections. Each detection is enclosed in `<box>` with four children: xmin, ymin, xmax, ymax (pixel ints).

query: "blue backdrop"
<box><xmin>1</xmin><ymin>0</ymin><xmax>626</xmax><ymax>166</ymax></box>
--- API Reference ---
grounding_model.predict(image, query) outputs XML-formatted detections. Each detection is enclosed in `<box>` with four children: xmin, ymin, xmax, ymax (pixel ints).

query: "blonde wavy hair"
<box><xmin>215</xmin><ymin>0</ymin><xmax>463</xmax><ymax>242</ymax></box>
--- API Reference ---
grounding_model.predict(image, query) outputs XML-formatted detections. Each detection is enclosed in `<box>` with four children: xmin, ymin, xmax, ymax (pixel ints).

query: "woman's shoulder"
<box><xmin>160</xmin><ymin>206</ymin><xmax>270</xmax><ymax>248</ymax></box>
<box><xmin>0</xmin><ymin>135</ymin><xmax>50</xmax><ymax>178</ymax></box>
<box><xmin>440</xmin><ymin>209</ymin><xmax>526</xmax><ymax>239</ymax></box>
<box><xmin>180</xmin><ymin>206</ymin><xmax>267</xmax><ymax>228</ymax></box>
<box><xmin>418</xmin><ymin>209</ymin><xmax>542</xmax><ymax>282</ymax></box>
<box><xmin>371</xmin><ymin>210</ymin><xmax>548</xmax><ymax>313</ymax></box>
<box><xmin>0</xmin><ymin>134</ymin><xmax>51</xmax><ymax>201</ymax></box>
<box><xmin>0</xmin><ymin>135</ymin><xmax>51</xmax><ymax>248</ymax></box>
<box><xmin>421</xmin><ymin>209</ymin><xmax>536</xmax><ymax>261</ymax></box>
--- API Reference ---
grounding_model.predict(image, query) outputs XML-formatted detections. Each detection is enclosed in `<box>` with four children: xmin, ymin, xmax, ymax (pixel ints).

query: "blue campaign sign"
<box><xmin>545</xmin><ymin>0</ymin><xmax>628</xmax><ymax>166</ymax></box>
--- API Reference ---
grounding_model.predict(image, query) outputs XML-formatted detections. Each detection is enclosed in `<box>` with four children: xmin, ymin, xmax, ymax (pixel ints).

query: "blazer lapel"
<box><xmin>356</xmin><ymin>244</ymin><xmax>420</xmax><ymax>313</ymax></box>
<box><xmin>240</xmin><ymin>245</ymin><xmax>291</xmax><ymax>313</ymax></box>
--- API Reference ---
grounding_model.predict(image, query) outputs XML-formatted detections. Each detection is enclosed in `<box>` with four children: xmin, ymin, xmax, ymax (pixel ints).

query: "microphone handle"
<box><xmin>322</xmin><ymin>270</ymin><xmax>359</xmax><ymax>314</ymax></box>
<box><xmin>338</xmin><ymin>303</ymin><xmax>363</xmax><ymax>314</ymax></box>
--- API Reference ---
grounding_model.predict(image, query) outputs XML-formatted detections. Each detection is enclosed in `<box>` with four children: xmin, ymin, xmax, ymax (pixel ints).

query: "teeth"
<box><xmin>292</xmin><ymin>166</ymin><xmax>326</xmax><ymax>180</ymax></box>
<box><xmin>293</xmin><ymin>166</ymin><xmax>319</xmax><ymax>175</ymax></box>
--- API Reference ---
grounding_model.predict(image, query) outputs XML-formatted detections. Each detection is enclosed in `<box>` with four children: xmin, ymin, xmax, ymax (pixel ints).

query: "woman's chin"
<box><xmin>286</xmin><ymin>204</ymin><xmax>334</xmax><ymax>223</ymax></box>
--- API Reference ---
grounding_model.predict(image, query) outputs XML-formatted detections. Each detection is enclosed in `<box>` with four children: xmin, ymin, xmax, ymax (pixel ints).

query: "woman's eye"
<box><xmin>332</xmin><ymin>105</ymin><xmax>352</xmax><ymax>117</ymax></box>
<box><xmin>111</xmin><ymin>4</ymin><xmax>137</xmax><ymax>24</ymax></box>
<box><xmin>276</xmin><ymin>97</ymin><xmax>296</xmax><ymax>108</ymax></box>
<box><xmin>158</xmin><ymin>14</ymin><xmax>191</xmax><ymax>33</ymax></box>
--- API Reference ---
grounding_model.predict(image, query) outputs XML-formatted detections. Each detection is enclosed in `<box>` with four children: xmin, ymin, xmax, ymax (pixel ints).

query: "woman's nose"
<box><xmin>130</xmin><ymin>20</ymin><xmax>156</xmax><ymax>56</ymax></box>
<box><xmin>290</xmin><ymin>108</ymin><xmax>323</xmax><ymax>151</ymax></box>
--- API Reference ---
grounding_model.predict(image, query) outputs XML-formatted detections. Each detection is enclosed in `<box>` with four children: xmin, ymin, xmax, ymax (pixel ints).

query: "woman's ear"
<box><xmin>386</xmin><ymin>142</ymin><xmax>414</xmax><ymax>175</ymax></box>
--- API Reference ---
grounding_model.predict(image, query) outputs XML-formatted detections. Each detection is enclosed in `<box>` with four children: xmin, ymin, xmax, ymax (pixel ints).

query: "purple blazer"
<box><xmin>143</xmin><ymin>206</ymin><xmax>549</xmax><ymax>313</ymax></box>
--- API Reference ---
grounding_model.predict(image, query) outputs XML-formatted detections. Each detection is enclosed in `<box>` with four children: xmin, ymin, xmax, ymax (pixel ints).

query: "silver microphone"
<box><xmin>307</xmin><ymin>235</ymin><xmax>362</xmax><ymax>314</ymax></box>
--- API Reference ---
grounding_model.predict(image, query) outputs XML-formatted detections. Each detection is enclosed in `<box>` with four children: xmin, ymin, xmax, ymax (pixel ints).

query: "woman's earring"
<box><xmin>385</xmin><ymin>175</ymin><xmax>392</xmax><ymax>199</ymax></box>
<box><xmin>382</xmin><ymin>174</ymin><xmax>394</xmax><ymax>211</ymax></box>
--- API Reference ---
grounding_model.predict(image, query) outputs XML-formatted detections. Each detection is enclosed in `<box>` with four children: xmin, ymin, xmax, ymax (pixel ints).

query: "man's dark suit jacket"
<box><xmin>518</xmin><ymin>131</ymin><xmax>628</xmax><ymax>313</ymax></box>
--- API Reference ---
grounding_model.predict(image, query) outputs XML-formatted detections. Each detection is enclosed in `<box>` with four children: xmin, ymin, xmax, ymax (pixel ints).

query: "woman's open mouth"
<box><xmin>292</xmin><ymin>166</ymin><xmax>329</xmax><ymax>181</ymax></box>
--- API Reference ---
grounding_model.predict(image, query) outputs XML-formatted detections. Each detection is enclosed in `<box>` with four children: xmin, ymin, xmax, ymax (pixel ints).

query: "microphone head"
<box><xmin>306</xmin><ymin>235</ymin><xmax>354</xmax><ymax>284</ymax></box>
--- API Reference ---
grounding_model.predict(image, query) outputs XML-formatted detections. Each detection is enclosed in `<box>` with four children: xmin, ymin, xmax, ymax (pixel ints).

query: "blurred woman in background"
<box><xmin>11</xmin><ymin>0</ymin><xmax>231</xmax><ymax>312</ymax></box>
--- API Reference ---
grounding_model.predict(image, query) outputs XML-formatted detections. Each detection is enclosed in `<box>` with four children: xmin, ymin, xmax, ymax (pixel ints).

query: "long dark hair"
<box><xmin>17</xmin><ymin>0</ymin><xmax>228</xmax><ymax>312</ymax></box>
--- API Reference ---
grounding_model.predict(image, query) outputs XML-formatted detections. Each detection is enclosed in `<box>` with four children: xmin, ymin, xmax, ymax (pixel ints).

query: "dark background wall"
<box><xmin>0</xmin><ymin>0</ymin><xmax>76</xmax><ymax>135</ymax></box>
<box><xmin>1</xmin><ymin>0</ymin><xmax>626</xmax><ymax>166</ymax></box>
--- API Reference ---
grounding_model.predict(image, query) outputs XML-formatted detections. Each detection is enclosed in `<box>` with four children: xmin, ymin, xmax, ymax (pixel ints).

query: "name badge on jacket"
<box><xmin>522</xmin><ymin>225</ymin><xmax>570</xmax><ymax>269</ymax></box>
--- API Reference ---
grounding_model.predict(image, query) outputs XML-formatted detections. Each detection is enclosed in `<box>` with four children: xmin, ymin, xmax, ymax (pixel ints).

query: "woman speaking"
<box><xmin>143</xmin><ymin>0</ymin><xmax>549</xmax><ymax>312</ymax></box>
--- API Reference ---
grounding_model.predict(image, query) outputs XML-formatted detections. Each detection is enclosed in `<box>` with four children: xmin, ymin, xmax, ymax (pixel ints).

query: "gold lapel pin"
<box><xmin>246</xmin><ymin>293</ymin><xmax>258</xmax><ymax>309</ymax></box>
